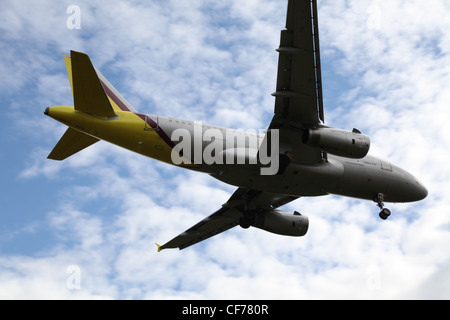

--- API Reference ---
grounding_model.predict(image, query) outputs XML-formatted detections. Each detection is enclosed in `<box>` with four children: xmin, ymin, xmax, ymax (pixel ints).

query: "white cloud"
<box><xmin>1</xmin><ymin>0</ymin><xmax>450</xmax><ymax>300</ymax></box>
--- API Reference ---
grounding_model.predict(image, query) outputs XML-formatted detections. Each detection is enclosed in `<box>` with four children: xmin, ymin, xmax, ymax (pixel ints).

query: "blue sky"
<box><xmin>1</xmin><ymin>0</ymin><xmax>450</xmax><ymax>299</ymax></box>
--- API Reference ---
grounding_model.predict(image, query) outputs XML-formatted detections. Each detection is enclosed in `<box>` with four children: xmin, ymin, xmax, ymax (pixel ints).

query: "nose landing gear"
<box><xmin>374</xmin><ymin>193</ymin><xmax>391</xmax><ymax>220</ymax></box>
<box><xmin>379</xmin><ymin>208</ymin><xmax>391</xmax><ymax>220</ymax></box>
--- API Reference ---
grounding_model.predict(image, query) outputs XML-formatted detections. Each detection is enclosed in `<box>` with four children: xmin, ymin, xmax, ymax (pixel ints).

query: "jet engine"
<box><xmin>303</xmin><ymin>127</ymin><xmax>370</xmax><ymax>159</ymax></box>
<box><xmin>252</xmin><ymin>210</ymin><xmax>309</xmax><ymax>237</ymax></box>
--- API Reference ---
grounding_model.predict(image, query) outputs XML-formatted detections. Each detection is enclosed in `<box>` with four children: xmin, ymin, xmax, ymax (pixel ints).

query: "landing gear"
<box><xmin>239</xmin><ymin>210</ymin><xmax>255</xmax><ymax>229</ymax></box>
<box><xmin>379</xmin><ymin>208</ymin><xmax>391</xmax><ymax>220</ymax></box>
<box><xmin>374</xmin><ymin>193</ymin><xmax>391</xmax><ymax>220</ymax></box>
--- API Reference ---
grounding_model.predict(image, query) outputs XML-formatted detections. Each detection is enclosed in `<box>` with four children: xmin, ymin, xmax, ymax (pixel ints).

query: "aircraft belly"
<box><xmin>211</xmin><ymin>158</ymin><xmax>344</xmax><ymax>196</ymax></box>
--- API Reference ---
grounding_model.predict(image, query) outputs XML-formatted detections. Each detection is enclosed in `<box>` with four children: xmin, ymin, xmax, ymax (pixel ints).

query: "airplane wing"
<box><xmin>266</xmin><ymin>0</ymin><xmax>325</xmax><ymax>165</ymax></box>
<box><xmin>157</xmin><ymin>0</ymin><xmax>318</xmax><ymax>251</ymax></box>
<box><xmin>157</xmin><ymin>188</ymin><xmax>298</xmax><ymax>251</ymax></box>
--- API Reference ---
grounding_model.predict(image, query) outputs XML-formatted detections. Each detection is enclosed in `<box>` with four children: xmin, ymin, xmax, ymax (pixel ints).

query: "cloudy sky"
<box><xmin>1</xmin><ymin>0</ymin><xmax>449</xmax><ymax>299</ymax></box>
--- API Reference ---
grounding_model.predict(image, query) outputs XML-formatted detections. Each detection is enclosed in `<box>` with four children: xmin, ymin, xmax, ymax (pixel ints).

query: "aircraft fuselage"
<box><xmin>45</xmin><ymin>107</ymin><xmax>428</xmax><ymax>204</ymax></box>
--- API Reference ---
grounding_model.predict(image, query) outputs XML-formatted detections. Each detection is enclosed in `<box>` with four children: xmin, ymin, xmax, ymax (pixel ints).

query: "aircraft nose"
<box><xmin>413</xmin><ymin>179</ymin><xmax>428</xmax><ymax>201</ymax></box>
<box><xmin>403</xmin><ymin>172</ymin><xmax>428</xmax><ymax>202</ymax></box>
<box><xmin>390</xmin><ymin>166</ymin><xmax>428</xmax><ymax>202</ymax></box>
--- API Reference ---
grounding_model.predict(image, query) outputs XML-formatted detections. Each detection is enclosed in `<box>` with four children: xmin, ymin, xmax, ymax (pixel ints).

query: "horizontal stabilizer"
<box><xmin>70</xmin><ymin>50</ymin><xmax>117</xmax><ymax>117</ymax></box>
<box><xmin>48</xmin><ymin>128</ymin><xmax>99</xmax><ymax>161</ymax></box>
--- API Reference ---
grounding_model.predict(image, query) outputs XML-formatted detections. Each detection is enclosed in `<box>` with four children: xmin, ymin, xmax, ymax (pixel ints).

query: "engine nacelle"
<box><xmin>303</xmin><ymin>127</ymin><xmax>370</xmax><ymax>159</ymax></box>
<box><xmin>252</xmin><ymin>210</ymin><xmax>309</xmax><ymax>237</ymax></box>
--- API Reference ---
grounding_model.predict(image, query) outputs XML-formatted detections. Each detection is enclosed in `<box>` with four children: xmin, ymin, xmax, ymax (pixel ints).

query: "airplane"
<box><xmin>44</xmin><ymin>0</ymin><xmax>428</xmax><ymax>251</ymax></box>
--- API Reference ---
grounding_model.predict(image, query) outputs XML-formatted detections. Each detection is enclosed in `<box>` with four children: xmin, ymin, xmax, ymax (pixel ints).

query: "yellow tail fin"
<box><xmin>65</xmin><ymin>51</ymin><xmax>116</xmax><ymax>117</ymax></box>
<box><xmin>47</xmin><ymin>51</ymin><xmax>136</xmax><ymax>161</ymax></box>
<box><xmin>64</xmin><ymin>51</ymin><xmax>136</xmax><ymax>114</ymax></box>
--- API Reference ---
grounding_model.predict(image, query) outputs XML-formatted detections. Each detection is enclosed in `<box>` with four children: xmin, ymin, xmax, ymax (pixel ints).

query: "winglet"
<box><xmin>155</xmin><ymin>243</ymin><xmax>163</xmax><ymax>252</ymax></box>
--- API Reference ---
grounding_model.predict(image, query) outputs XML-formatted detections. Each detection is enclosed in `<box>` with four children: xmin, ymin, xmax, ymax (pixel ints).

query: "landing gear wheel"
<box><xmin>239</xmin><ymin>210</ymin><xmax>256</xmax><ymax>229</ymax></box>
<box><xmin>379</xmin><ymin>208</ymin><xmax>391</xmax><ymax>220</ymax></box>
<box><xmin>374</xmin><ymin>193</ymin><xmax>392</xmax><ymax>220</ymax></box>
<box><xmin>239</xmin><ymin>217</ymin><xmax>251</xmax><ymax>229</ymax></box>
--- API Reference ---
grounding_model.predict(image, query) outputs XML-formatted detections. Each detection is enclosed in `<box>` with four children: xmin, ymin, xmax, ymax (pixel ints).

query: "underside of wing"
<box><xmin>271</xmin><ymin>0</ymin><xmax>323</xmax><ymax>126</ymax></box>
<box><xmin>158</xmin><ymin>1</ymin><xmax>323</xmax><ymax>251</ymax></box>
<box><xmin>266</xmin><ymin>0</ymin><xmax>325</xmax><ymax>165</ymax></box>
<box><xmin>157</xmin><ymin>188</ymin><xmax>299</xmax><ymax>251</ymax></box>
<box><xmin>156</xmin><ymin>206</ymin><xmax>241</xmax><ymax>251</ymax></box>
